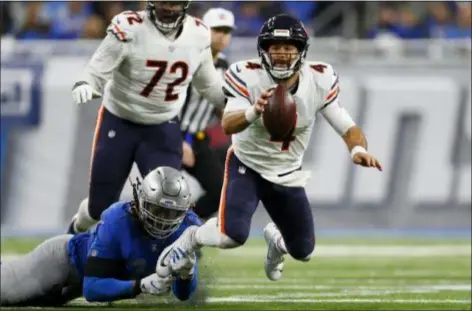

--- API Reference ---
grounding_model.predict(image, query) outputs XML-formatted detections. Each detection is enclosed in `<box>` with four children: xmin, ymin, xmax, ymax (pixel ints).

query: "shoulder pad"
<box><xmin>307</xmin><ymin>61</ymin><xmax>337</xmax><ymax>89</ymax></box>
<box><xmin>107</xmin><ymin>11</ymin><xmax>144</xmax><ymax>42</ymax></box>
<box><xmin>307</xmin><ymin>61</ymin><xmax>339</xmax><ymax>106</ymax></box>
<box><xmin>223</xmin><ymin>60</ymin><xmax>257</xmax><ymax>99</ymax></box>
<box><xmin>186</xmin><ymin>16</ymin><xmax>211</xmax><ymax>48</ymax></box>
<box><xmin>100</xmin><ymin>201</ymin><xmax>128</xmax><ymax>221</ymax></box>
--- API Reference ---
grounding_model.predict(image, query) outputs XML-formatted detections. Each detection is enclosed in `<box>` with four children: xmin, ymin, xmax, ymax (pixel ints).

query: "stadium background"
<box><xmin>0</xmin><ymin>1</ymin><xmax>470</xmax><ymax>237</ymax></box>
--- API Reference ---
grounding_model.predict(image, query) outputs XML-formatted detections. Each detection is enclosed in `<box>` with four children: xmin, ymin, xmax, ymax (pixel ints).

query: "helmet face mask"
<box><xmin>148</xmin><ymin>1</ymin><xmax>190</xmax><ymax>34</ymax></box>
<box><xmin>261</xmin><ymin>42</ymin><xmax>303</xmax><ymax>80</ymax></box>
<box><xmin>138</xmin><ymin>199</ymin><xmax>187</xmax><ymax>239</ymax></box>
<box><xmin>258</xmin><ymin>15</ymin><xmax>309</xmax><ymax>81</ymax></box>
<box><xmin>134</xmin><ymin>167</ymin><xmax>191</xmax><ymax>239</ymax></box>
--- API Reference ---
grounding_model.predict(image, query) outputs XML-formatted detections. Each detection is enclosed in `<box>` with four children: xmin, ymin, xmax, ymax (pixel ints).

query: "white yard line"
<box><xmin>208</xmin><ymin>284</ymin><xmax>472</xmax><ymax>291</ymax></box>
<box><xmin>206</xmin><ymin>297</ymin><xmax>472</xmax><ymax>304</ymax></box>
<box><xmin>68</xmin><ymin>296</ymin><xmax>471</xmax><ymax>306</ymax></box>
<box><xmin>218</xmin><ymin>245</ymin><xmax>471</xmax><ymax>257</ymax></box>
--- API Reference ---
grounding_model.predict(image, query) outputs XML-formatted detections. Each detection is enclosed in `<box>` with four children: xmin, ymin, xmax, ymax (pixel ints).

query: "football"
<box><xmin>262</xmin><ymin>84</ymin><xmax>297</xmax><ymax>140</ymax></box>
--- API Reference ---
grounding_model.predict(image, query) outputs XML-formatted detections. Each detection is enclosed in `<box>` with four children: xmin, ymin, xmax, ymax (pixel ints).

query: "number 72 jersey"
<box><xmin>223</xmin><ymin>59</ymin><xmax>340</xmax><ymax>187</ymax></box>
<box><xmin>79</xmin><ymin>11</ymin><xmax>217</xmax><ymax>125</ymax></box>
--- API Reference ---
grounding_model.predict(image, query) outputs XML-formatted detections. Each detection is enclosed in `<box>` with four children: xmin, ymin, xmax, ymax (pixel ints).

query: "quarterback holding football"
<box><xmin>157</xmin><ymin>13</ymin><xmax>382</xmax><ymax>282</ymax></box>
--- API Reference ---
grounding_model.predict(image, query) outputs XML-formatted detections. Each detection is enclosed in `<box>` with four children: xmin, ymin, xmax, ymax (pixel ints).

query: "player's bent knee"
<box><xmin>287</xmin><ymin>238</ymin><xmax>315</xmax><ymax>262</ymax></box>
<box><xmin>217</xmin><ymin>232</ymin><xmax>242</xmax><ymax>249</ymax></box>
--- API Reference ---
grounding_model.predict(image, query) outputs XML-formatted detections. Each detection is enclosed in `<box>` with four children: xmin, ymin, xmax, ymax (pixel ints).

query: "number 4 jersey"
<box><xmin>78</xmin><ymin>11</ymin><xmax>225</xmax><ymax>125</ymax></box>
<box><xmin>223</xmin><ymin>59</ymin><xmax>347</xmax><ymax>187</ymax></box>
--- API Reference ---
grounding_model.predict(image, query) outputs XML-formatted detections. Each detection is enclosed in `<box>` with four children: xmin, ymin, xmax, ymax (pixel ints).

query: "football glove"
<box><xmin>72</xmin><ymin>81</ymin><xmax>101</xmax><ymax>105</ymax></box>
<box><xmin>156</xmin><ymin>244</ymin><xmax>196</xmax><ymax>279</ymax></box>
<box><xmin>138</xmin><ymin>273</ymin><xmax>174</xmax><ymax>296</ymax></box>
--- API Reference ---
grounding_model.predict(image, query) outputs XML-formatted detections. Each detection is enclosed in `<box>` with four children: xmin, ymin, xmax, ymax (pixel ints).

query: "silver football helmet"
<box><xmin>136</xmin><ymin>167</ymin><xmax>191</xmax><ymax>239</ymax></box>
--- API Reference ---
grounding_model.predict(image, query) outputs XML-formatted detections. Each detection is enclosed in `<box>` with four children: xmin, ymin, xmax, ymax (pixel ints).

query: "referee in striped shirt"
<box><xmin>179</xmin><ymin>8</ymin><xmax>235</xmax><ymax>221</ymax></box>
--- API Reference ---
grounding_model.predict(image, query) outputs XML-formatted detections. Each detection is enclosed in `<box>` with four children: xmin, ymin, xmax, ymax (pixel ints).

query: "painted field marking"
<box><xmin>207</xmin><ymin>284</ymin><xmax>472</xmax><ymax>291</ymax></box>
<box><xmin>206</xmin><ymin>297</ymin><xmax>472</xmax><ymax>304</ymax></box>
<box><xmin>218</xmin><ymin>245</ymin><xmax>471</xmax><ymax>257</ymax></box>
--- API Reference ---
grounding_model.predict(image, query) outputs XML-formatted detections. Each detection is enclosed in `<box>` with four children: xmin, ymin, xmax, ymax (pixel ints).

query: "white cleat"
<box><xmin>263</xmin><ymin>223</ymin><xmax>285</xmax><ymax>281</ymax></box>
<box><xmin>156</xmin><ymin>226</ymin><xmax>198</xmax><ymax>278</ymax></box>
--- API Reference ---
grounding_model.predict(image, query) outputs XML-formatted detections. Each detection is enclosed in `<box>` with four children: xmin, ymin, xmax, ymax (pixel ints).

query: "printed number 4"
<box><xmin>140</xmin><ymin>60</ymin><xmax>189</xmax><ymax>101</ymax></box>
<box><xmin>270</xmin><ymin>127</ymin><xmax>296</xmax><ymax>151</ymax></box>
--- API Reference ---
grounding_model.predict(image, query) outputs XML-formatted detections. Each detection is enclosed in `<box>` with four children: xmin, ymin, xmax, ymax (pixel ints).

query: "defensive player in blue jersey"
<box><xmin>1</xmin><ymin>167</ymin><xmax>200</xmax><ymax>306</ymax></box>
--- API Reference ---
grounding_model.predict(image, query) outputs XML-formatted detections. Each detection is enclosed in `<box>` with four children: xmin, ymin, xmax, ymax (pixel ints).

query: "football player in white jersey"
<box><xmin>157</xmin><ymin>14</ymin><xmax>382</xmax><ymax>282</ymax></box>
<box><xmin>67</xmin><ymin>1</ymin><xmax>226</xmax><ymax>234</ymax></box>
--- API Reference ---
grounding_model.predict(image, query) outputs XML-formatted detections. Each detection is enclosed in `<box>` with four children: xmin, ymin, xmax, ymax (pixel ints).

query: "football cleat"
<box><xmin>263</xmin><ymin>222</ymin><xmax>285</xmax><ymax>281</ymax></box>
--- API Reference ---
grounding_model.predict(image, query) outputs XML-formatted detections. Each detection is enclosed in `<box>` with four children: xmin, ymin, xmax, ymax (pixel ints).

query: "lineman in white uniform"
<box><xmin>154</xmin><ymin>14</ymin><xmax>382</xmax><ymax>282</ymax></box>
<box><xmin>68</xmin><ymin>1</ymin><xmax>225</xmax><ymax>234</ymax></box>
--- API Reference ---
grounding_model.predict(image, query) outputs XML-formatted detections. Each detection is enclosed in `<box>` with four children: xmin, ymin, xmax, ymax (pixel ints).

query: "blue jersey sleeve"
<box><xmin>172</xmin><ymin>264</ymin><xmax>198</xmax><ymax>301</ymax></box>
<box><xmin>88</xmin><ymin>219</ymin><xmax>121</xmax><ymax>259</ymax></box>
<box><xmin>83</xmin><ymin>215</ymin><xmax>137</xmax><ymax>302</ymax></box>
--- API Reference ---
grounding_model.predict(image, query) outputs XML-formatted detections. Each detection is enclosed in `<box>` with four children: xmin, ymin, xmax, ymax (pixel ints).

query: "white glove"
<box><xmin>139</xmin><ymin>273</ymin><xmax>174</xmax><ymax>296</ymax></box>
<box><xmin>156</xmin><ymin>245</ymin><xmax>196</xmax><ymax>279</ymax></box>
<box><xmin>173</xmin><ymin>251</ymin><xmax>196</xmax><ymax>280</ymax></box>
<box><xmin>72</xmin><ymin>82</ymin><xmax>101</xmax><ymax>105</ymax></box>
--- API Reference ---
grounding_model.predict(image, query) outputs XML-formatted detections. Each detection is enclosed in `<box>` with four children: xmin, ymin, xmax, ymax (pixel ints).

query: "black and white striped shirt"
<box><xmin>180</xmin><ymin>53</ymin><xmax>229</xmax><ymax>135</ymax></box>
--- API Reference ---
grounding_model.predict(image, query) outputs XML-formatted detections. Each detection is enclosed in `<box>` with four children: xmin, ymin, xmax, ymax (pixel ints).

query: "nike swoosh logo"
<box><xmin>236</xmin><ymin>65</ymin><xmax>241</xmax><ymax>73</ymax></box>
<box><xmin>159</xmin><ymin>248</ymin><xmax>172</xmax><ymax>267</ymax></box>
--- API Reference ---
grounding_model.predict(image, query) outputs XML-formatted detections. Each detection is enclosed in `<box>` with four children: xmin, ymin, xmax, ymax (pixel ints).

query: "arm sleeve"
<box><xmin>320</xmin><ymin>101</ymin><xmax>356</xmax><ymax>136</ymax></box>
<box><xmin>171</xmin><ymin>262</ymin><xmax>198</xmax><ymax>301</ymax></box>
<box><xmin>77</xmin><ymin>33</ymin><xmax>127</xmax><ymax>93</ymax></box>
<box><xmin>316</xmin><ymin>65</ymin><xmax>356</xmax><ymax>136</ymax></box>
<box><xmin>83</xmin><ymin>220</ymin><xmax>137</xmax><ymax>302</ymax></box>
<box><xmin>192</xmin><ymin>47</ymin><xmax>226</xmax><ymax>109</ymax></box>
<box><xmin>83</xmin><ymin>277</ymin><xmax>137</xmax><ymax>302</ymax></box>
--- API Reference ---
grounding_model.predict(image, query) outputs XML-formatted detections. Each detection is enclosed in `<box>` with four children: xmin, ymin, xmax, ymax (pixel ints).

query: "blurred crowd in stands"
<box><xmin>0</xmin><ymin>1</ymin><xmax>470</xmax><ymax>40</ymax></box>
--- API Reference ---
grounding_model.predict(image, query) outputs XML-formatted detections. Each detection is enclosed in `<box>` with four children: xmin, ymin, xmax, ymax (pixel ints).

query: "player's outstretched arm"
<box><xmin>320</xmin><ymin>102</ymin><xmax>382</xmax><ymax>171</ymax></box>
<box><xmin>342</xmin><ymin>126</ymin><xmax>382</xmax><ymax>171</ymax></box>
<box><xmin>222</xmin><ymin>89</ymin><xmax>273</xmax><ymax>134</ymax></box>
<box><xmin>73</xmin><ymin>15</ymin><xmax>130</xmax><ymax>105</ymax></box>
<box><xmin>82</xmin><ymin>221</ymin><xmax>141</xmax><ymax>302</ymax></box>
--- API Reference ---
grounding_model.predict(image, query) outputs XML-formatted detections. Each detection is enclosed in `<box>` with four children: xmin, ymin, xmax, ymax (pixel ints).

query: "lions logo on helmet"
<box><xmin>147</xmin><ymin>1</ymin><xmax>191</xmax><ymax>34</ymax></box>
<box><xmin>257</xmin><ymin>14</ymin><xmax>310</xmax><ymax>80</ymax></box>
<box><xmin>133</xmin><ymin>166</ymin><xmax>192</xmax><ymax>238</ymax></box>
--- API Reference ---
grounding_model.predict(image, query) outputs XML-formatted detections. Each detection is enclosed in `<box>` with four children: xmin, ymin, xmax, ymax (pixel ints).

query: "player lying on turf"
<box><xmin>1</xmin><ymin>167</ymin><xmax>200</xmax><ymax>306</ymax></box>
<box><xmin>154</xmin><ymin>14</ymin><xmax>382</xmax><ymax>282</ymax></box>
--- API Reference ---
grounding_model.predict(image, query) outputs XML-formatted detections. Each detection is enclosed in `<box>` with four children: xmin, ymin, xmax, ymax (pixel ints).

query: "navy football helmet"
<box><xmin>147</xmin><ymin>1</ymin><xmax>191</xmax><ymax>34</ymax></box>
<box><xmin>258</xmin><ymin>14</ymin><xmax>309</xmax><ymax>80</ymax></box>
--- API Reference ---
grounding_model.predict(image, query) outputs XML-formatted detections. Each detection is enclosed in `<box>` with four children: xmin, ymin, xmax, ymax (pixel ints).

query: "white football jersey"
<box><xmin>79</xmin><ymin>11</ymin><xmax>225</xmax><ymax>125</ymax></box>
<box><xmin>223</xmin><ymin>59</ymin><xmax>343</xmax><ymax>187</ymax></box>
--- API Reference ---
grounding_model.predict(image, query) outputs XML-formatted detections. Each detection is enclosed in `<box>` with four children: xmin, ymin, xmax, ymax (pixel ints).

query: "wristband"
<box><xmin>244</xmin><ymin>106</ymin><xmax>259</xmax><ymax>123</ymax></box>
<box><xmin>350</xmin><ymin>146</ymin><xmax>367</xmax><ymax>159</ymax></box>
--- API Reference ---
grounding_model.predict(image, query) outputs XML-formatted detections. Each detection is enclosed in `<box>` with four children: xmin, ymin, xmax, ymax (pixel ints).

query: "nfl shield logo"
<box><xmin>169</xmin><ymin>46</ymin><xmax>175</xmax><ymax>53</ymax></box>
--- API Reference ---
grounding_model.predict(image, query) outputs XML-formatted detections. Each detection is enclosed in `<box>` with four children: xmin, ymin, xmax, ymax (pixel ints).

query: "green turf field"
<box><xmin>1</xmin><ymin>237</ymin><xmax>471</xmax><ymax>310</ymax></box>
